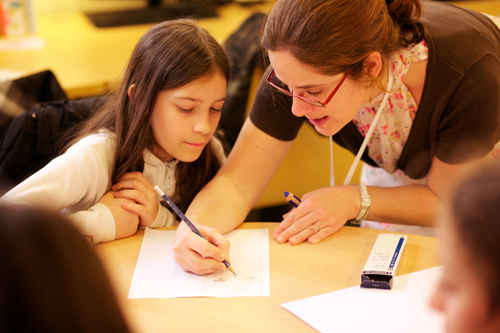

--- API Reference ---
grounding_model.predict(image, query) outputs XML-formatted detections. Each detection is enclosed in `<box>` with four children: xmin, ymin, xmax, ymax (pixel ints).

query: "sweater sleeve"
<box><xmin>0</xmin><ymin>134</ymin><xmax>116</xmax><ymax>243</ymax></box>
<box><xmin>66</xmin><ymin>203</ymin><xmax>116</xmax><ymax>244</ymax></box>
<box><xmin>146</xmin><ymin>204</ymin><xmax>177</xmax><ymax>229</ymax></box>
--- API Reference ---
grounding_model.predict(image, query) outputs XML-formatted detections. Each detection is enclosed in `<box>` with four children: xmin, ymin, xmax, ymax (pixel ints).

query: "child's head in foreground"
<box><xmin>431</xmin><ymin>162</ymin><xmax>500</xmax><ymax>333</ymax></box>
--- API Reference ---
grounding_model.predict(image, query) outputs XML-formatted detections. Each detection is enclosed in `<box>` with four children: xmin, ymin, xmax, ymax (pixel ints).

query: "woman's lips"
<box><xmin>308</xmin><ymin>116</ymin><xmax>329</xmax><ymax>127</ymax></box>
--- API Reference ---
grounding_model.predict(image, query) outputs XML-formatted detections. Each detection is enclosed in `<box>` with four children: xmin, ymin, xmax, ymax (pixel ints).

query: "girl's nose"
<box><xmin>193</xmin><ymin>113</ymin><xmax>211</xmax><ymax>134</ymax></box>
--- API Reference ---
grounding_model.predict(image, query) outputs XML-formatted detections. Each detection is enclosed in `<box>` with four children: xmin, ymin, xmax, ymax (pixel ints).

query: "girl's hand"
<box><xmin>99</xmin><ymin>191</ymin><xmax>140</xmax><ymax>239</ymax></box>
<box><xmin>273</xmin><ymin>185</ymin><xmax>361</xmax><ymax>245</ymax></box>
<box><xmin>112</xmin><ymin>172</ymin><xmax>159</xmax><ymax>228</ymax></box>
<box><xmin>173</xmin><ymin>222</ymin><xmax>231</xmax><ymax>275</ymax></box>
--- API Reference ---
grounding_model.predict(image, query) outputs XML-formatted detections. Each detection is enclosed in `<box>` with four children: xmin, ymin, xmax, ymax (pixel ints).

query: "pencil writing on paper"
<box><xmin>154</xmin><ymin>185</ymin><xmax>236</xmax><ymax>275</ymax></box>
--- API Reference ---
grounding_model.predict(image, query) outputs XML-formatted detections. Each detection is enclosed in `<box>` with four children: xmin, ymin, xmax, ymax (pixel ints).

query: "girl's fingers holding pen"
<box><xmin>203</xmin><ymin>227</ymin><xmax>231</xmax><ymax>258</ymax></box>
<box><xmin>175</xmin><ymin>252</ymin><xmax>225</xmax><ymax>275</ymax></box>
<box><xmin>173</xmin><ymin>232</ymin><xmax>226</xmax><ymax>275</ymax></box>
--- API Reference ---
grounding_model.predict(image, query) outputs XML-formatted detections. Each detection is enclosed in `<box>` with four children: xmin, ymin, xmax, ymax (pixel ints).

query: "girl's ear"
<box><xmin>362</xmin><ymin>52</ymin><xmax>383</xmax><ymax>77</ymax></box>
<box><xmin>127</xmin><ymin>84</ymin><xmax>136</xmax><ymax>99</ymax></box>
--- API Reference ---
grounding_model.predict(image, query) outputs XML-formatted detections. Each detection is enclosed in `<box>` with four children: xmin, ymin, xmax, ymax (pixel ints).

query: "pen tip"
<box><xmin>284</xmin><ymin>191</ymin><xmax>289</xmax><ymax>197</ymax></box>
<box><xmin>228</xmin><ymin>266</ymin><xmax>236</xmax><ymax>275</ymax></box>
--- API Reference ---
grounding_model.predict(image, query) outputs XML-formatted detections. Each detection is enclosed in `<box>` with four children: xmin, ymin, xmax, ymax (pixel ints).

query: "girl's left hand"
<box><xmin>112</xmin><ymin>172</ymin><xmax>159</xmax><ymax>228</ymax></box>
<box><xmin>273</xmin><ymin>185</ymin><xmax>361</xmax><ymax>245</ymax></box>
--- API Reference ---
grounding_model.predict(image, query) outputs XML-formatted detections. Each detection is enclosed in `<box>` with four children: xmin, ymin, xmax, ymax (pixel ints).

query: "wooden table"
<box><xmin>94</xmin><ymin>223</ymin><xmax>440</xmax><ymax>333</ymax></box>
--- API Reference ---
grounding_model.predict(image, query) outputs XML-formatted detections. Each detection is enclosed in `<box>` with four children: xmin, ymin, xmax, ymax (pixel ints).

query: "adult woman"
<box><xmin>431</xmin><ymin>162</ymin><xmax>500</xmax><ymax>332</ymax></box>
<box><xmin>174</xmin><ymin>0</ymin><xmax>500</xmax><ymax>275</ymax></box>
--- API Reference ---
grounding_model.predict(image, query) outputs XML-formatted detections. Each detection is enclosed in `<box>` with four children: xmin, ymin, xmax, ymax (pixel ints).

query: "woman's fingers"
<box><xmin>273</xmin><ymin>208</ymin><xmax>296</xmax><ymax>240</ymax></box>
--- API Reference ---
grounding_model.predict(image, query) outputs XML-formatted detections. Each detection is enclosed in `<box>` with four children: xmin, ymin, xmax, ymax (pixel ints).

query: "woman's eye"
<box><xmin>210</xmin><ymin>107</ymin><xmax>222</xmax><ymax>113</ymax></box>
<box><xmin>307</xmin><ymin>90</ymin><xmax>323</xmax><ymax>97</ymax></box>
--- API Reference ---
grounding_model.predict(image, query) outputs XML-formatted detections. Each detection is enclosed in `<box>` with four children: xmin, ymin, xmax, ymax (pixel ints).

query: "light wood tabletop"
<box><xmin>94</xmin><ymin>223</ymin><xmax>440</xmax><ymax>333</ymax></box>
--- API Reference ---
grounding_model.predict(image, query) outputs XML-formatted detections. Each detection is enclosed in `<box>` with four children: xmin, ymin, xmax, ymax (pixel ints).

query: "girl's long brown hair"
<box><xmin>261</xmin><ymin>0</ymin><xmax>426</xmax><ymax>84</ymax></box>
<box><xmin>68</xmin><ymin>20</ymin><xmax>230</xmax><ymax>212</ymax></box>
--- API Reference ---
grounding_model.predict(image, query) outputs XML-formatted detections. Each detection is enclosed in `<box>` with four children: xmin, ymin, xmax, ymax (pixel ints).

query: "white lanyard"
<box><xmin>330</xmin><ymin>69</ymin><xmax>394</xmax><ymax>186</ymax></box>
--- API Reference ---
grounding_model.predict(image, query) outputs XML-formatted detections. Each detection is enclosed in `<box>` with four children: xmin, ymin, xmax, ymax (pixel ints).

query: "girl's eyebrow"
<box><xmin>174</xmin><ymin>96</ymin><xmax>201</xmax><ymax>102</ymax></box>
<box><xmin>174</xmin><ymin>96</ymin><xmax>227</xmax><ymax>102</ymax></box>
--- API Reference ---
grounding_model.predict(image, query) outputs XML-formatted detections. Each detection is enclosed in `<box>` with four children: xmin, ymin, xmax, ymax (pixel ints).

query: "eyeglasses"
<box><xmin>266</xmin><ymin>69</ymin><xmax>350</xmax><ymax>107</ymax></box>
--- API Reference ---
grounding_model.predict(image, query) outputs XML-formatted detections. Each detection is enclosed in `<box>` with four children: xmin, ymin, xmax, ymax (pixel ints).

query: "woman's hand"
<box><xmin>99</xmin><ymin>191</ymin><xmax>140</xmax><ymax>239</ymax></box>
<box><xmin>273</xmin><ymin>185</ymin><xmax>361</xmax><ymax>245</ymax></box>
<box><xmin>173</xmin><ymin>222</ymin><xmax>231</xmax><ymax>275</ymax></box>
<box><xmin>112</xmin><ymin>172</ymin><xmax>159</xmax><ymax>228</ymax></box>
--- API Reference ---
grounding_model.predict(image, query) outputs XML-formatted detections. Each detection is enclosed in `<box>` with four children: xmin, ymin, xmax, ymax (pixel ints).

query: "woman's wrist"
<box><xmin>347</xmin><ymin>182</ymin><xmax>371</xmax><ymax>225</ymax></box>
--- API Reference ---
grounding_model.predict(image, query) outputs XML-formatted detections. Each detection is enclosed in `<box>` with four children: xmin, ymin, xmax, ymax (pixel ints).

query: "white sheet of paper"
<box><xmin>281</xmin><ymin>266</ymin><xmax>445</xmax><ymax>333</ymax></box>
<box><xmin>128</xmin><ymin>228</ymin><xmax>270</xmax><ymax>299</ymax></box>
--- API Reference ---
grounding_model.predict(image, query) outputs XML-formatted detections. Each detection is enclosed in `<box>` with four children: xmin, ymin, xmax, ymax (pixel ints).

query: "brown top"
<box><xmin>250</xmin><ymin>1</ymin><xmax>500</xmax><ymax>179</ymax></box>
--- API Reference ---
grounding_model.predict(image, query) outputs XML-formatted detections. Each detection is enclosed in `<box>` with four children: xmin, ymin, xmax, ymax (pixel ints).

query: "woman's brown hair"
<box><xmin>68</xmin><ymin>20</ymin><xmax>230</xmax><ymax>212</ymax></box>
<box><xmin>261</xmin><ymin>0</ymin><xmax>426</xmax><ymax>84</ymax></box>
<box><xmin>449</xmin><ymin>162</ymin><xmax>500</xmax><ymax>313</ymax></box>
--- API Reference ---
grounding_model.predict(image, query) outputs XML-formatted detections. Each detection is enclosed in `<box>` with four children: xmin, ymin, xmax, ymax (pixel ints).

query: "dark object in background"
<box><xmin>85</xmin><ymin>0</ymin><xmax>218</xmax><ymax>28</ymax></box>
<box><xmin>0</xmin><ymin>97</ymin><xmax>105</xmax><ymax>193</ymax></box>
<box><xmin>219</xmin><ymin>12</ymin><xmax>268</xmax><ymax>152</ymax></box>
<box><xmin>0</xmin><ymin>70</ymin><xmax>67</xmax><ymax>137</ymax></box>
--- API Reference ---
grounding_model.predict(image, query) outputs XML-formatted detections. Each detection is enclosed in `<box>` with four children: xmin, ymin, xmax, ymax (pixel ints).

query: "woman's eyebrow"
<box><xmin>274</xmin><ymin>73</ymin><xmax>324</xmax><ymax>90</ymax></box>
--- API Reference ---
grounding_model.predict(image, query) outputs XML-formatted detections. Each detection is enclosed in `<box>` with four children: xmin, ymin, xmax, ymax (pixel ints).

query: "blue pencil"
<box><xmin>284</xmin><ymin>191</ymin><xmax>301</xmax><ymax>208</ymax></box>
<box><xmin>154</xmin><ymin>186</ymin><xmax>235</xmax><ymax>275</ymax></box>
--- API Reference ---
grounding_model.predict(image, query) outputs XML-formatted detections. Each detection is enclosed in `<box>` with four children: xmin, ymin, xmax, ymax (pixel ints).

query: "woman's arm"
<box><xmin>274</xmin><ymin>155</ymin><xmax>491</xmax><ymax>245</ymax></box>
<box><xmin>172</xmin><ymin>118</ymin><xmax>294</xmax><ymax>274</ymax></box>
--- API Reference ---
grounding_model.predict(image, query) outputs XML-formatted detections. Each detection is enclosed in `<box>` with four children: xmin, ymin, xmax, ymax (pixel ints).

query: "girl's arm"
<box><xmin>0</xmin><ymin>135</ymin><xmax>128</xmax><ymax>244</ymax></box>
<box><xmin>173</xmin><ymin>118</ymin><xmax>294</xmax><ymax>274</ymax></box>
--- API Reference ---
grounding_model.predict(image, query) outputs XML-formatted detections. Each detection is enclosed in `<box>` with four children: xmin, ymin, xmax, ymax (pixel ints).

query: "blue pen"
<box><xmin>154</xmin><ymin>185</ymin><xmax>235</xmax><ymax>275</ymax></box>
<box><xmin>284</xmin><ymin>191</ymin><xmax>301</xmax><ymax>208</ymax></box>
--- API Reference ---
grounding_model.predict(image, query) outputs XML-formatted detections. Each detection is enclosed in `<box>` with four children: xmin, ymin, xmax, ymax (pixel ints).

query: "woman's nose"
<box><xmin>291</xmin><ymin>98</ymin><xmax>315</xmax><ymax>118</ymax></box>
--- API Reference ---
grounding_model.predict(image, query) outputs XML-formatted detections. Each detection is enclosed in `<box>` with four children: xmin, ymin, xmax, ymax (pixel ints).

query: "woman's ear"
<box><xmin>362</xmin><ymin>52</ymin><xmax>383</xmax><ymax>77</ymax></box>
<box><xmin>127</xmin><ymin>84</ymin><xmax>135</xmax><ymax>99</ymax></box>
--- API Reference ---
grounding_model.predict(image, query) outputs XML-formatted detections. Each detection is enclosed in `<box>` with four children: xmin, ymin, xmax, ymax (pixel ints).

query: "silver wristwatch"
<box><xmin>347</xmin><ymin>182</ymin><xmax>370</xmax><ymax>225</ymax></box>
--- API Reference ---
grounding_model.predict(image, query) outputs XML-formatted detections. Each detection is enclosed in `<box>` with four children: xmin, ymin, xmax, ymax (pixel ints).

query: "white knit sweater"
<box><xmin>1</xmin><ymin>130</ymin><xmax>225</xmax><ymax>244</ymax></box>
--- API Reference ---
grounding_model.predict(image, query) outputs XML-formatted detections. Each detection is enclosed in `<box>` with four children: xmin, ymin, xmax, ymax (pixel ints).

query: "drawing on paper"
<box><xmin>204</xmin><ymin>265</ymin><xmax>260</xmax><ymax>294</ymax></box>
<box><xmin>213</xmin><ymin>277</ymin><xmax>226</xmax><ymax>282</ymax></box>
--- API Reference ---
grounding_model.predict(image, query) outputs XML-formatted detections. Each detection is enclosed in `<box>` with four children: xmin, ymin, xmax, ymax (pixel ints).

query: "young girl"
<box><xmin>430</xmin><ymin>162</ymin><xmax>500</xmax><ymax>333</ymax></box>
<box><xmin>0</xmin><ymin>20</ymin><xmax>230</xmax><ymax>257</ymax></box>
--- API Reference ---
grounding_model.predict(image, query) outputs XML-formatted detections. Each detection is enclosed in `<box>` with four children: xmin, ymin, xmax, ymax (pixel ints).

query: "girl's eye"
<box><xmin>210</xmin><ymin>107</ymin><xmax>222</xmax><ymax>113</ymax></box>
<box><xmin>307</xmin><ymin>90</ymin><xmax>323</xmax><ymax>97</ymax></box>
<box><xmin>177</xmin><ymin>106</ymin><xmax>193</xmax><ymax>113</ymax></box>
